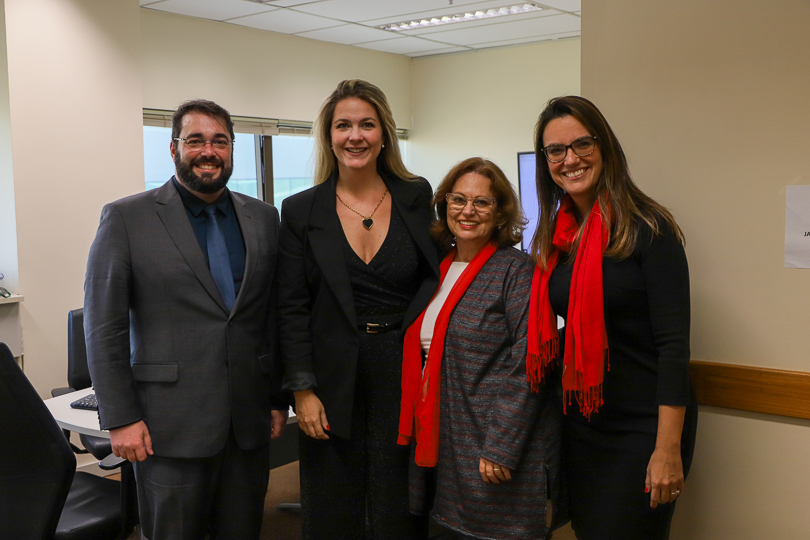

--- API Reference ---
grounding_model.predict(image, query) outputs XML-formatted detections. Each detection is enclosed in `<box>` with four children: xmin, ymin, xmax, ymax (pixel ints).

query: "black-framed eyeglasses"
<box><xmin>445</xmin><ymin>193</ymin><xmax>496</xmax><ymax>214</ymax></box>
<box><xmin>542</xmin><ymin>136</ymin><xmax>598</xmax><ymax>163</ymax></box>
<box><xmin>173</xmin><ymin>137</ymin><xmax>232</xmax><ymax>150</ymax></box>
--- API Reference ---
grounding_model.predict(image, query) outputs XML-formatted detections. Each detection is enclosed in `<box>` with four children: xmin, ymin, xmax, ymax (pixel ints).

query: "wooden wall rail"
<box><xmin>690</xmin><ymin>360</ymin><xmax>810</xmax><ymax>420</ymax></box>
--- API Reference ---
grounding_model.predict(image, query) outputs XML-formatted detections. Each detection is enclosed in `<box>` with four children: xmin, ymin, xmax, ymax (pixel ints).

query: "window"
<box><xmin>143</xmin><ymin>126</ymin><xmax>259</xmax><ymax>198</ymax></box>
<box><xmin>143</xmin><ymin>126</ymin><xmax>174</xmax><ymax>192</ymax></box>
<box><xmin>143</xmin><ymin>110</ymin><xmax>408</xmax><ymax>209</ymax></box>
<box><xmin>268</xmin><ymin>134</ymin><xmax>315</xmax><ymax>208</ymax></box>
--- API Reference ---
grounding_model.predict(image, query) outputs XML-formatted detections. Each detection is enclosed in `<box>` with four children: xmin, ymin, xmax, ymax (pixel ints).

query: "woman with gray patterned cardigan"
<box><xmin>398</xmin><ymin>158</ymin><xmax>563</xmax><ymax>540</ymax></box>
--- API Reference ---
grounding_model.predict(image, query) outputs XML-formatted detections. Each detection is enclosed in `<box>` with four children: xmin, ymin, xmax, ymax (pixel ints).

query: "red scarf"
<box><xmin>398</xmin><ymin>242</ymin><xmax>497</xmax><ymax>467</ymax></box>
<box><xmin>527</xmin><ymin>196</ymin><xmax>609</xmax><ymax>419</ymax></box>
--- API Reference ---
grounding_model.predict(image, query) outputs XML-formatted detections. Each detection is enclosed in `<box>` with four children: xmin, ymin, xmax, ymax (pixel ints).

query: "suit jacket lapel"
<box><xmin>231</xmin><ymin>192</ymin><xmax>254</xmax><ymax>317</ymax></box>
<box><xmin>387</xmin><ymin>176</ymin><xmax>440</xmax><ymax>279</ymax></box>
<box><xmin>308</xmin><ymin>177</ymin><xmax>358</xmax><ymax>328</ymax></box>
<box><xmin>386</xmin><ymin>175</ymin><xmax>441</xmax><ymax>331</ymax></box>
<box><xmin>155</xmin><ymin>180</ymin><xmax>229</xmax><ymax>314</ymax></box>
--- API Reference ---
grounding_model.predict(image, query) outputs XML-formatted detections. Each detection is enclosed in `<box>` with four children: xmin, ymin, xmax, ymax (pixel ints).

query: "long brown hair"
<box><xmin>531</xmin><ymin>95</ymin><xmax>683</xmax><ymax>269</ymax></box>
<box><xmin>431</xmin><ymin>157</ymin><xmax>526</xmax><ymax>252</ymax></box>
<box><xmin>313</xmin><ymin>79</ymin><xmax>416</xmax><ymax>185</ymax></box>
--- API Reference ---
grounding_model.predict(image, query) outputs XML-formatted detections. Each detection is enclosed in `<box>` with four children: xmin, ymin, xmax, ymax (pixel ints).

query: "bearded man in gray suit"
<box><xmin>85</xmin><ymin>99</ymin><xmax>287</xmax><ymax>540</ymax></box>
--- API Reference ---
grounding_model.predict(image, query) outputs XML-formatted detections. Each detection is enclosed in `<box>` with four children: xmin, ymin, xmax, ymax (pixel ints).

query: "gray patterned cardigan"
<box><xmin>428</xmin><ymin>247</ymin><xmax>563</xmax><ymax>540</ymax></box>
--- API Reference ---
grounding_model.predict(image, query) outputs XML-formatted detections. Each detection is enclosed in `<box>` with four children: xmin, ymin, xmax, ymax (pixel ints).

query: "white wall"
<box><xmin>140</xmin><ymin>9</ymin><xmax>412</xmax><ymax>128</ymax></box>
<box><xmin>410</xmin><ymin>39</ymin><xmax>580</xmax><ymax>188</ymax></box>
<box><xmin>139</xmin><ymin>11</ymin><xmax>582</xmax><ymax>194</ymax></box>
<box><xmin>5</xmin><ymin>0</ymin><xmax>145</xmax><ymax>395</ymax></box>
<box><xmin>581</xmin><ymin>0</ymin><xmax>810</xmax><ymax>537</ymax></box>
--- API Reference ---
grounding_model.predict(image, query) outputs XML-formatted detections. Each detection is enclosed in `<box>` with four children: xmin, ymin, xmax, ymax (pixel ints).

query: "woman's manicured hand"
<box><xmin>294</xmin><ymin>389</ymin><xmax>330</xmax><ymax>440</ymax></box>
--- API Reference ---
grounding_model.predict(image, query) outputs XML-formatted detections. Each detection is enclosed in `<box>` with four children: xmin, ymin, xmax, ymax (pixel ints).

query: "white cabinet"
<box><xmin>0</xmin><ymin>294</ymin><xmax>24</xmax><ymax>363</ymax></box>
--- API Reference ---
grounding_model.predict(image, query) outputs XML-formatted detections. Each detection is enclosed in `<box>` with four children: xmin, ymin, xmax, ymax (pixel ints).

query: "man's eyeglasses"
<box><xmin>542</xmin><ymin>136</ymin><xmax>598</xmax><ymax>163</ymax></box>
<box><xmin>445</xmin><ymin>193</ymin><xmax>496</xmax><ymax>214</ymax></box>
<box><xmin>173</xmin><ymin>137</ymin><xmax>232</xmax><ymax>150</ymax></box>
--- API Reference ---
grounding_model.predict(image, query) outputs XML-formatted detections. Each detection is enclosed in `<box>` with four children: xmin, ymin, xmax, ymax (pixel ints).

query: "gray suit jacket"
<box><xmin>84</xmin><ymin>179</ymin><xmax>282</xmax><ymax>459</ymax></box>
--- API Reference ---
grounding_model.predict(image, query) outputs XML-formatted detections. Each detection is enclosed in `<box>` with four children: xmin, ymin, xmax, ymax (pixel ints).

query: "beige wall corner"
<box><xmin>409</xmin><ymin>38</ymin><xmax>580</xmax><ymax>189</ymax></box>
<box><xmin>581</xmin><ymin>0</ymin><xmax>810</xmax><ymax>537</ymax></box>
<box><xmin>6</xmin><ymin>0</ymin><xmax>144</xmax><ymax>396</ymax></box>
<box><xmin>140</xmin><ymin>9</ymin><xmax>412</xmax><ymax>128</ymax></box>
<box><xmin>582</xmin><ymin>0</ymin><xmax>810</xmax><ymax>369</ymax></box>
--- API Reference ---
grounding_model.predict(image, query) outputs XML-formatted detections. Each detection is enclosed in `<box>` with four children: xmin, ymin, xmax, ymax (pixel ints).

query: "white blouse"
<box><xmin>420</xmin><ymin>261</ymin><xmax>468</xmax><ymax>354</ymax></box>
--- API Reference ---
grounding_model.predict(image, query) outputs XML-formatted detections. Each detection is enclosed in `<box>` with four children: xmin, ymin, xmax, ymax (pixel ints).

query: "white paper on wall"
<box><xmin>784</xmin><ymin>185</ymin><xmax>810</xmax><ymax>268</ymax></box>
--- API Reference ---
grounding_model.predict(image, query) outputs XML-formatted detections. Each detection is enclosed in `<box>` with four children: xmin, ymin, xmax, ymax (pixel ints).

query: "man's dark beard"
<box><xmin>174</xmin><ymin>154</ymin><xmax>233</xmax><ymax>194</ymax></box>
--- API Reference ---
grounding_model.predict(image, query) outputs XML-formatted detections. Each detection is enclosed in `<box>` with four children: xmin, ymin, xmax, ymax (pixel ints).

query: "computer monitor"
<box><xmin>517</xmin><ymin>151</ymin><xmax>538</xmax><ymax>253</ymax></box>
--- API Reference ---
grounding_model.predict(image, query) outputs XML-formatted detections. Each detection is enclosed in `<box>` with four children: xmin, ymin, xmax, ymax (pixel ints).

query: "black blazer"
<box><xmin>277</xmin><ymin>172</ymin><xmax>440</xmax><ymax>439</ymax></box>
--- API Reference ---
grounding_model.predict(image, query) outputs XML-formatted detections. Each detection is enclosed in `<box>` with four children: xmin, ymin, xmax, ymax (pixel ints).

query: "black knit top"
<box><xmin>549</xmin><ymin>219</ymin><xmax>696</xmax><ymax>433</ymax></box>
<box><xmin>340</xmin><ymin>205</ymin><xmax>421</xmax><ymax>325</ymax></box>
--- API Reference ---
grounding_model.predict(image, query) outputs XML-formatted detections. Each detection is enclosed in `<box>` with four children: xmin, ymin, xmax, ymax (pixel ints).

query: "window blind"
<box><xmin>143</xmin><ymin>109</ymin><xmax>408</xmax><ymax>139</ymax></box>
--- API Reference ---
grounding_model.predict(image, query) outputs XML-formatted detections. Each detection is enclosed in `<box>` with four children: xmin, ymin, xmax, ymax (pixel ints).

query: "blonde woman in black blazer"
<box><xmin>277</xmin><ymin>80</ymin><xmax>439</xmax><ymax>539</ymax></box>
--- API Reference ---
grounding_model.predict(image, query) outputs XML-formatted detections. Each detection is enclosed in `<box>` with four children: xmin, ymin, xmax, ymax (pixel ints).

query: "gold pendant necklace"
<box><xmin>336</xmin><ymin>187</ymin><xmax>388</xmax><ymax>230</ymax></box>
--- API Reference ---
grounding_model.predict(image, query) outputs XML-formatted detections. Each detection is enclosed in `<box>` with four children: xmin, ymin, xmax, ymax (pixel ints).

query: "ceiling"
<box><xmin>139</xmin><ymin>0</ymin><xmax>581</xmax><ymax>57</ymax></box>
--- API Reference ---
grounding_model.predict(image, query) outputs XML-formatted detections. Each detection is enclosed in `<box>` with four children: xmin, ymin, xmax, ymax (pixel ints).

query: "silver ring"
<box><xmin>493</xmin><ymin>467</ymin><xmax>501</xmax><ymax>471</ymax></box>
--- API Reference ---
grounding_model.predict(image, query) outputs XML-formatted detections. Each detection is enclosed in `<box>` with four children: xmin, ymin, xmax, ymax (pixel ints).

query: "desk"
<box><xmin>44</xmin><ymin>388</ymin><xmax>299</xmax><ymax>487</ymax></box>
<box><xmin>43</xmin><ymin>387</ymin><xmax>108</xmax><ymax>438</ymax></box>
<box><xmin>44</xmin><ymin>388</ymin><xmax>298</xmax><ymax>439</ymax></box>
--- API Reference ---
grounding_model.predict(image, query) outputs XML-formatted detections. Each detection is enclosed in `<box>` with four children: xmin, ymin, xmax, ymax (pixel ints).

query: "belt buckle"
<box><xmin>365</xmin><ymin>323</ymin><xmax>382</xmax><ymax>334</ymax></box>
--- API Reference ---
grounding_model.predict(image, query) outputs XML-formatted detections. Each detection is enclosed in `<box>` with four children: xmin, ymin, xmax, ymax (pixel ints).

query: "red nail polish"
<box><xmin>326</xmin><ymin>424</ymin><xmax>331</xmax><ymax>431</ymax></box>
<box><xmin>645</xmin><ymin>487</ymin><xmax>650</xmax><ymax>493</ymax></box>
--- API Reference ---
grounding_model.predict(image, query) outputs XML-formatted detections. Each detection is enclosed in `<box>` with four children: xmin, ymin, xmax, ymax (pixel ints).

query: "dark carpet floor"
<box><xmin>125</xmin><ymin>460</ymin><xmax>576</xmax><ymax>539</ymax></box>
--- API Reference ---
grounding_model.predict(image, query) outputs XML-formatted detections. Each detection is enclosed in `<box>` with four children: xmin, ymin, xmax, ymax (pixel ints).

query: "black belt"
<box><xmin>358</xmin><ymin>321</ymin><xmax>402</xmax><ymax>334</ymax></box>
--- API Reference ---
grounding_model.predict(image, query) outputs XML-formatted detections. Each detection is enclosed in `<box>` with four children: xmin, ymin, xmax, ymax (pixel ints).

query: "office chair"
<box><xmin>51</xmin><ymin>308</ymin><xmax>113</xmax><ymax>460</ymax></box>
<box><xmin>0</xmin><ymin>342</ymin><xmax>137</xmax><ymax>540</ymax></box>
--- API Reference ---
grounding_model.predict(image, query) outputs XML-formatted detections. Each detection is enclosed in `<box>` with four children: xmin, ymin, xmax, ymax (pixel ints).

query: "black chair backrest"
<box><xmin>67</xmin><ymin>308</ymin><xmax>91</xmax><ymax>390</ymax></box>
<box><xmin>0</xmin><ymin>342</ymin><xmax>76</xmax><ymax>539</ymax></box>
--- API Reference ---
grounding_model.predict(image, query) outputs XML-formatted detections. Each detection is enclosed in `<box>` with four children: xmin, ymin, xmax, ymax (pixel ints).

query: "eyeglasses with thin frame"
<box><xmin>173</xmin><ymin>137</ymin><xmax>232</xmax><ymax>151</ymax></box>
<box><xmin>542</xmin><ymin>136</ymin><xmax>598</xmax><ymax>163</ymax></box>
<box><xmin>445</xmin><ymin>193</ymin><xmax>496</xmax><ymax>214</ymax></box>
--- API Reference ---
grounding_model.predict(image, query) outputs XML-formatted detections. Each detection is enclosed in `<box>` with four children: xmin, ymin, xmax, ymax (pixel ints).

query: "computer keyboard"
<box><xmin>70</xmin><ymin>393</ymin><xmax>99</xmax><ymax>411</ymax></box>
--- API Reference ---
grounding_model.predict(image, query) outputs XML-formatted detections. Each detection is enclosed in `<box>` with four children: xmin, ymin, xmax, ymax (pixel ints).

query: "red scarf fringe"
<box><xmin>527</xmin><ymin>196</ymin><xmax>609</xmax><ymax>420</ymax></box>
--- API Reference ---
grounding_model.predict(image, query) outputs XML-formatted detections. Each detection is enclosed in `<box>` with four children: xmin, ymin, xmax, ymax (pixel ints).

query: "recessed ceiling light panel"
<box><xmin>380</xmin><ymin>3</ymin><xmax>542</xmax><ymax>32</ymax></box>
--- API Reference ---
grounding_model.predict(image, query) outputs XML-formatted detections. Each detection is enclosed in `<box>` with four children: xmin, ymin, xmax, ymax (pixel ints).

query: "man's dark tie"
<box><xmin>203</xmin><ymin>205</ymin><xmax>236</xmax><ymax>311</ymax></box>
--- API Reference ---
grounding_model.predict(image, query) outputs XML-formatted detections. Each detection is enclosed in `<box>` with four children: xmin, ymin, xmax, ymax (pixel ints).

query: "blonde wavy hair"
<box><xmin>312</xmin><ymin>79</ymin><xmax>416</xmax><ymax>185</ymax></box>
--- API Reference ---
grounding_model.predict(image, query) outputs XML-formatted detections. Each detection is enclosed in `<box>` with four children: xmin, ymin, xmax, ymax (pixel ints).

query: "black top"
<box><xmin>549</xmin><ymin>220</ymin><xmax>694</xmax><ymax>432</ymax></box>
<box><xmin>340</xmin><ymin>205</ymin><xmax>420</xmax><ymax>324</ymax></box>
<box><xmin>172</xmin><ymin>177</ymin><xmax>246</xmax><ymax>297</ymax></box>
<box><xmin>276</xmin><ymin>173</ymin><xmax>441</xmax><ymax>440</ymax></box>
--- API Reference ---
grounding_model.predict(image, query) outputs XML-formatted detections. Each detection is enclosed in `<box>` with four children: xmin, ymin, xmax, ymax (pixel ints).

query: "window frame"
<box><xmin>143</xmin><ymin>109</ymin><xmax>409</xmax><ymax>204</ymax></box>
